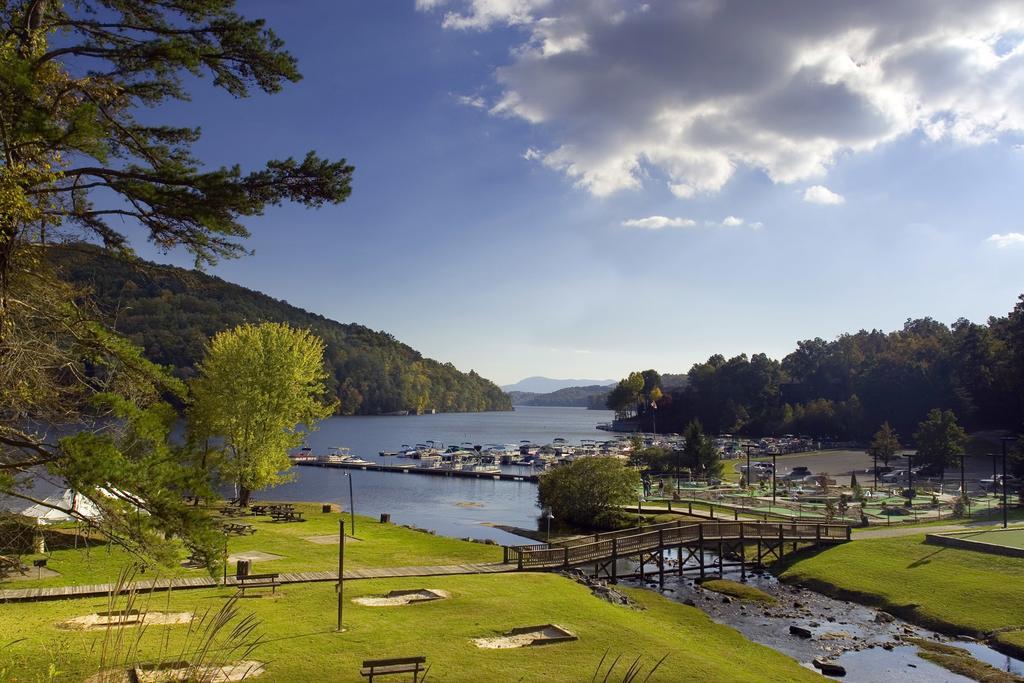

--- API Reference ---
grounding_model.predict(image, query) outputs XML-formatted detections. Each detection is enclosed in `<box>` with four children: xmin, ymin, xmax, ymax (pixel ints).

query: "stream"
<box><xmin>622</xmin><ymin>558</ymin><xmax>1024</xmax><ymax>681</ymax></box>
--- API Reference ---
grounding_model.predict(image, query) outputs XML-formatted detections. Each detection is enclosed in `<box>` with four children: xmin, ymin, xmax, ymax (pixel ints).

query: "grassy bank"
<box><xmin>776</xmin><ymin>534</ymin><xmax>1024</xmax><ymax>656</ymax></box>
<box><xmin>0</xmin><ymin>573</ymin><xmax>819</xmax><ymax>682</ymax></box>
<box><xmin>5</xmin><ymin>503</ymin><xmax>502</xmax><ymax>589</ymax></box>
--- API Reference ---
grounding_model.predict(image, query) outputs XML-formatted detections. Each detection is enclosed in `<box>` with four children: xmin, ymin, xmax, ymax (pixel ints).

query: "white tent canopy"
<box><xmin>20</xmin><ymin>489</ymin><xmax>103</xmax><ymax>524</ymax></box>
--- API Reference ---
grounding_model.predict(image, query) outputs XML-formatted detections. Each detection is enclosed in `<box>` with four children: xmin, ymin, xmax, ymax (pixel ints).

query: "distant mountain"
<box><xmin>501</xmin><ymin>376</ymin><xmax>616</xmax><ymax>393</ymax></box>
<box><xmin>54</xmin><ymin>244</ymin><xmax>512</xmax><ymax>416</ymax></box>
<box><xmin>508</xmin><ymin>385</ymin><xmax>611</xmax><ymax>409</ymax></box>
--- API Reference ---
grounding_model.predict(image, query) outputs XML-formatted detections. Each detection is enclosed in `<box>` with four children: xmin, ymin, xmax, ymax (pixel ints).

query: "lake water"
<box><xmin>257</xmin><ymin>406</ymin><xmax>615</xmax><ymax>545</ymax></box>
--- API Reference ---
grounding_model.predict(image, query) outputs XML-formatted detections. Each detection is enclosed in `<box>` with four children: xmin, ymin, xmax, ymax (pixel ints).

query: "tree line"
<box><xmin>608</xmin><ymin>302</ymin><xmax>1024</xmax><ymax>441</ymax></box>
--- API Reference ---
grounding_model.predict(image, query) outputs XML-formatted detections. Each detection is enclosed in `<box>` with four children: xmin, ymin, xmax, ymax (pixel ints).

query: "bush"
<box><xmin>538</xmin><ymin>458</ymin><xmax>641</xmax><ymax>530</ymax></box>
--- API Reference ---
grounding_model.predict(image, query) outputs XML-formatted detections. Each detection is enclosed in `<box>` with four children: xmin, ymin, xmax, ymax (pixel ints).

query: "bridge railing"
<box><xmin>503</xmin><ymin>520</ymin><xmax>850</xmax><ymax>568</ymax></box>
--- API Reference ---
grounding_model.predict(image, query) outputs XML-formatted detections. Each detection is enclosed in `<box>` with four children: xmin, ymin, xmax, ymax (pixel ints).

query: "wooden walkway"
<box><xmin>0</xmin><ymin>563</ymin><xmax>512</xmax><ymax>603</ymax></box>
<box><xmin>502</xmin><ymin>519</ymin><xmax>850</xmax><ymax>584</ymax></box>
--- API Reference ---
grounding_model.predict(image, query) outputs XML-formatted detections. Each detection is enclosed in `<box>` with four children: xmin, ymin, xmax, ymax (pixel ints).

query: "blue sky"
<box><xmin>131</xmin><ymin>1</ymin><xmax>1024</xmax><ymax>386</ymax></box>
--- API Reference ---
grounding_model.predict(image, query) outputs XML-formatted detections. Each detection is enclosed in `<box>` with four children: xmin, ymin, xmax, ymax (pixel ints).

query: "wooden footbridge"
<box><xmin>502</xmin><ymin>520</ymin><xmax>850</xmax><ymax>586</ymax></box>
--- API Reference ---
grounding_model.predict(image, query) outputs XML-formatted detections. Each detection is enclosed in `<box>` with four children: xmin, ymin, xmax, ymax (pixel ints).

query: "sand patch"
<box><xmin>303</xmin><ymin>535</ymin><xmax>361</xmax><ymax>545</ymax></box>
<box><xmin>472</xmin><ymin>624</ymin><xmax>577</xmax><ymax>649</ymax></box>
<box><xmin>87</xmin><ymin>661</ymin><xmax>266</xmax><ymax>683</ymax></box>
<box><xmin>1</xmin><ymin>566</ymin><xmax>60</xmax><ymax>581</ymax></box>
<box><xmin>454</xmin><ymin>501</ymin><xmax>484</xmax><ymax>508</ymax></box>
<box><xmin>227</xmin><ymin>550</ymin><xmax>283</xmax><ymax>563</ymax></box>
<box><xmin>133</xmin><ymin>661</ymin><xmax>265</xmax><ymax>682</ymax></box>
<box><xmin>352</xmin><ymin>589</ymin><xmax>450</xmax><ymax>606</ymax></box>
<box><xmin>59</xmin><ymin>610</ymin><xmax>193</xmax><ymax>631</ymax></box>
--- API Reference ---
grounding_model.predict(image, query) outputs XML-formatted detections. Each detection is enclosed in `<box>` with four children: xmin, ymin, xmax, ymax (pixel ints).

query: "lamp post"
<box><xmin>744</xmin><ymin>443</ymin><xmax>755</xmax><ymax>494</ymax></box>
<box><xmin>336</xmin><ymin>518</ymin><xmax>346</xmax><ymax>632</ymax></box>
<box><xmin>545</xmin><ymin>510</ymin><xmax>555</xmax><ymax>543</ymax></box>
<box><xmin>870</xmin><ymin>447</ymin><xmax>878</xmax><ymax>492</ymax></box>
<box><xmin>907</xmin><ymin>452</ymin><xmax>914</xmax><ymax>507</ymax></box>
<box><xmin>1001</xmin><ymin>438</ymin><xmax>1014</xmax><ymax>529</ymax></box>
<box><xmin>344</xmin><ymin>472</ymin><xmax>356</xmax><ymax>537</ymax></box>
<box><xmin>638</xmin><ymin>495</ymin><xmax>645</xmax><ymax>526</ymax></box>
<box><xmin>771</xmin><ymin>453</ymin><xmax>777</xmax><ymax>505</ymax></box>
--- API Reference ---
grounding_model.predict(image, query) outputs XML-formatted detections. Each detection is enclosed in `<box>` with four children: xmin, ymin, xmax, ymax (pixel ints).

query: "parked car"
<box><xmin>981</xmin><ymin>474</ymin><xmax>1020</xmax><ymax>492</ymax></box>
<box><xmin>913</xmin><ymin>463</ymin><xmax>944</xmax><ymax>478</ymax></box>
<box><xmin>881</xmin><ymin>469</ymin><xmax>910</xmax><ymax>483</ymax></box>
<box><xmin>867</xmin><ymin>465</ymin><xmax>894</xmax><ymax>476</ymax></box>
<box><xmin>784</xmin><ymin>466</ymin><xmax>812</xmax><ymax>481</ymax></box>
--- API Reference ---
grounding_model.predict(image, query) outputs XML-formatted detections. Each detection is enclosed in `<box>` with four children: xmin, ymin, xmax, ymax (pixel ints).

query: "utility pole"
<box><xmin>1002</xmin><ymin>438</ymin><xmax>1013</xmax><ymax>529</ymax></box>
<box><xmin>744</xmin><ymin>443</ymin><xmax>755</xmax><ymax>494</ymax></box>
<box><xmin>336</xmin><ymin>518</ymin><xmax>346</xmax><ymax>631</ymax></box>
<box><xmin>346</xmin><ymin>473</ymin><xmax>356</xmax><ymax>537</ymax></box>
<box><xmin>771</xmin><ymin>453</ymin><xmax>777</xmax><ymax>505</ymax></box>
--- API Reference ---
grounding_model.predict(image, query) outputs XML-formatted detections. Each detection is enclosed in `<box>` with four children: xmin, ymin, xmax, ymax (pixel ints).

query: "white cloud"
<box><xmin>456</xmin><ymin>94</ymin><xmax>487</xmax><ymax>109</ymax></box>
<box><xmin>803</xmin><ymin>185</ymin><xmax>846</xmax><ymax>205</ymax></box>
<box><xmin>722</xmin><ymin>216</ymin><xmax>744</xmax><ymax>227</ymax></box>
<box><xmin>986</xmin><ymin>232</ymin><xmax>1024</xmax><ymax>248</ymax></box>
<box><xmin>621</xmin><ymin>216</ymin><xmax>696</xmax><ymax>230</ymax></box>
<box><xmin>419</xmin><ymin>1</ymin><xmax>1024</xmax><ymax>196</ymax></box>
<box><xmin>522</xmin><ymin>147</ymin><xmax>542</xmax><ymax>160</ymax></box>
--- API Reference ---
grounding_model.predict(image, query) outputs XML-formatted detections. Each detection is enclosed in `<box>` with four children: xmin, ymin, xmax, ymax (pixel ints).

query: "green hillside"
<box><xmin>53</xmin><ymin>245</ymin><xmax>511</xmax><ymax>415</ymax></box>
<box><xmin>508</xmin><ymin>384</ymin><xmax>611</xmax><ymax>408</ymax></box>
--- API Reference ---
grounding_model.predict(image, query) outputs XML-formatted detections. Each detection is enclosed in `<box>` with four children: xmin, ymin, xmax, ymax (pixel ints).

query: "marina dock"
<box><xmin>293</xmin><ymin>459</ymin><xmax>540</xmax><ymax>482</ymax></box>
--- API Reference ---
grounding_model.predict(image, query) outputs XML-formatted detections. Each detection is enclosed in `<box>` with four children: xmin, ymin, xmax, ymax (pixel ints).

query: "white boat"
<box><xmin>318</xmin><ymin>447</ymin><xmax>373</xmax><ymax>466</ymax></box>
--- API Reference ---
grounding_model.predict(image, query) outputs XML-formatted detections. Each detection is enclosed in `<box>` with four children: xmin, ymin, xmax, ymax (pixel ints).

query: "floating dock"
<box><xmin>293</xmin><ymin>459</ymin><xmax>540</xmax><ymax>482</ymax></box>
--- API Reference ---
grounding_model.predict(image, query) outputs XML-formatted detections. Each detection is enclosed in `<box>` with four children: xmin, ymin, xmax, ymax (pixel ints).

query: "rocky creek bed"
<box><xmin>625</xmin><ymin>569</ymin><xmax>1024</xmax><ymax>682</ymax></box>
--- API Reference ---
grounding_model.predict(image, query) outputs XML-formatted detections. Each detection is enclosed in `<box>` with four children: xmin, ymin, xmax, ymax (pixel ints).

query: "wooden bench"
<box><xmin>236</xmin><ymin>573</ymin><xmax>280</xmax><ymax>595</ymax></box>
<box><xmin>360</xmin><ymin>656</ymin><xmax>427</xmax><ymax>682</ymax></box>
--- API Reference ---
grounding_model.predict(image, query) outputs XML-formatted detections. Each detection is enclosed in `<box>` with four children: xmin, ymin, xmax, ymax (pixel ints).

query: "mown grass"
<box><xmin>5</xmin><ymin>504</ymin><xmax>502</xmax><ymax>589</ymax></box>
<box><xmin>776</xmin><ymin>534</ymin><xmax>1024</xmax><ymax>651</ymax></box>
<box><xmin>698</xmin><ymin>579</ymin><xmax>776</xmax><ymax>604</ymax></box>
<box><xmin>0</xmin><ymin>573</ymin><xmax>819</xmax><ymax>682</ymax></box>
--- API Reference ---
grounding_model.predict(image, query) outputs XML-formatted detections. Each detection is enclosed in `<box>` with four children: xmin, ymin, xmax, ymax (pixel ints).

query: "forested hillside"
<box><xmin>607</xmin><ymin>298</ymin><xmax>1024</xmax><ymax>440</ymax></box>
<box><xmin>54</xmin><ymin>245</ymin><xmax>511</xmax><ymax>415</ymax></box>
<box><xmin>507</xmin><ymin>385</ymin><xmax>611</xmax><ymax>408</ymax></box>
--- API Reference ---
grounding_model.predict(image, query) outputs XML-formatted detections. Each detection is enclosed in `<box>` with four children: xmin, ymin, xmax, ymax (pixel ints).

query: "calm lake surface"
<box><xmin>258</xmin><ymin>406</ymin><xmax>615</xmax><ymax>545</ymax></box>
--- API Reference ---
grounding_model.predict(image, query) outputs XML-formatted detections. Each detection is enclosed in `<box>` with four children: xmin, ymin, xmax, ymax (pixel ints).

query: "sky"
<box><xmin>127</xmin><ymin>0</ymin><xmax>1024</xmax><ymax>387</ymax></box>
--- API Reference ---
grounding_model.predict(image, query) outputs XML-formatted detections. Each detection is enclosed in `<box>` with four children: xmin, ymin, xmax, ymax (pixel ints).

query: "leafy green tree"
<box><xmin>871</xmin><ymin>422</ymin><xmax>901</xmax><ymax>467</ymax></box>
<box><xmin>913</xmin><ymin>409</ymin><xmax>967</xmax><ymax>482</ymax></box>
<box><xmin>190</xmin><ymin>322</ymin><xmax>335</xmax><ymax>506</ymax></box>
<box><xmin>0</xmin><ymin>0</ymin><xmax>353</xmax><ymax>555</ymax></box>
<box><xmin>681</xmin><ymin>420</ymin><xmax>723</xmax><ymax>481</ymax></box>
<box><xmin>537</xmin><ymin>457</ymin><xmax>640</xmax><ymax>529</ymax></box>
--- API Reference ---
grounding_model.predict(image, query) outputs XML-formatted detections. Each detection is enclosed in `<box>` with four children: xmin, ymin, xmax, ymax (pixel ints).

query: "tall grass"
<box><xmin>90</xmin><ymin>566</ymin><xmax>264</xmax><ymax>682</ymax></box>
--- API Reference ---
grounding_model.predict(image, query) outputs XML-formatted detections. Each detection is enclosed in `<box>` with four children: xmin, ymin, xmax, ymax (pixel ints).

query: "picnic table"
<box><xmin>270</xmin><ymin>509</ymin><xmax>304</xmax><ymax>523</ymax></box>
<box><xmin>219</xmin><ymin>506</ymin><xmax>245</xmax><ymax>517</ymax></box>
<box><xmin>250</xmin><ymin>505</ymin><xmax>269</xmax><ymax>516</ymax></box>
<box><xmin>222</xmin><ymin>522</ymin><xmax>257</xmax><ymax>536</ymax></box>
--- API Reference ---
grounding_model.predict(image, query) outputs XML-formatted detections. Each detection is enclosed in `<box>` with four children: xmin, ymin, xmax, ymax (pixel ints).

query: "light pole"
<box><xmin>907</xmin><ymin>452</ymin><xmax>914</xmax><ymax>507</ymax></box>
<box><xmin>638</xmin><ymin>495</ymin><xmax>645</xmax><ymax>526</ymax></box>
<box><xmin>771</xmin><ymin>453</ymin><xmax>777</xmax><ymax>505</ymax></box>
<box><xmin>1001</xmin><ymin>438</ymin><xmax>1014</xmax><ymax>529</ymax></box>
<box><xmin>336</xmin><ymin>518</ymin><xmax>346</xmax><ymax>632</ymax></box>
<box><xmin>344</xmin><ymin>472</ymin><xmax>356</xmax><ymax>537</ymax></box>
<box><xmin>545</xmin><ymin>510</ymin><xmax>555</xmax><ymax>543</ymax></box>
<box><xmin>870</xmin><ymin>447</ymin><xmax>878</xmax><ymax>492</ymax></box>
<box><xmin>744</xmin><ymin>443</ymin><xmax>755</xmax><ymax>494</ymax></box>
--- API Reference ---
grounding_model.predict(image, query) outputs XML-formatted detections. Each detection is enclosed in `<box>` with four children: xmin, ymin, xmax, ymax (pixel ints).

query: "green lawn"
<box><xmin>5</xmin><ymin>504</ymin><xmax>502</xmax><ymax>589</ymax></box>
<box><xmin>0</xmin><ymin>573</ymin><xmax>819</xmax><ymax>682</ymax></box>
<box><xmin>952</xmin><ymin>528</ymin><xmax>1024</xmax><ymax>549</ymax></box>
<box><xmin>777</xmin><ymin>534</ymin><xmax>1024</xmax><ymax>653</ymax></box>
